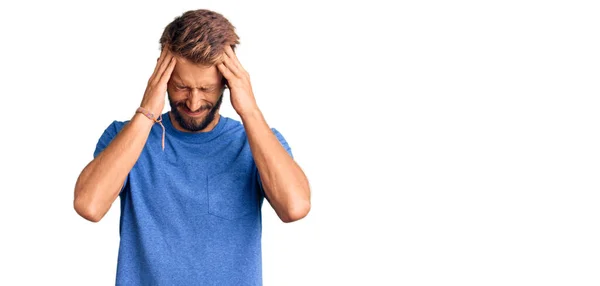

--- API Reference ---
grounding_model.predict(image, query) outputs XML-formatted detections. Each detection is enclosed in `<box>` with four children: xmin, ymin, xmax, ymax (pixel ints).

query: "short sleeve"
<box><xmin>94</xmin><ymin>120</ymin><xmax>130</xmax><ymax>194</ymax></box>
<box><xmin>272</xmin><ymin>128</ymin><xmax>293</xmax><ymax>159</ymax></box>
<box><xmin>258</xmin><ymin>128</ymin><xmax>293</xmax><ymax>200</ymax></box>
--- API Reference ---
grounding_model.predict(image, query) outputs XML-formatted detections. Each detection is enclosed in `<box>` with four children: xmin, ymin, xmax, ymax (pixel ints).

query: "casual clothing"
<box><xmin>93</xmin><ymin>112</ymin><xmax>292</xmax><ymax>285</ymax></box>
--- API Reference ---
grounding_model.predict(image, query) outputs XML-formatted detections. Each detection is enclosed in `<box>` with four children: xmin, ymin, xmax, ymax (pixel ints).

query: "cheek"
<box><xmin>167</xmin><ymin>89</ymin><xmax>187</xmax><ymax>101</ymax></box>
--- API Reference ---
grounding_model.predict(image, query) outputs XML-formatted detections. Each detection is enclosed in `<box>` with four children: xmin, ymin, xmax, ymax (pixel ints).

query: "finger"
<box><xmin>149</xmin><ymin>48</ymin><xmax>169</xmax><ymax>83</ymax></box>
<box><xmin>151</xmin><ymin>52</ymin><xmax>174</xmax><ymax>86</ymax></box>
<box><xmin>158</xmin><ymin>56</ymin><xmax>177</xmax><ymax>87</ymax></box>
<box><xmin>223</xmin><ymin>45</ymin><xmax>245</xmax><ymax>72</ymax></box>
<box><xmin>217</xmin><ymin>62</ymin><xmax>235</xmax><ymax>81</ymax></box>
<box><xmin>222</xmin><ymin>54</ymin><xmax>242</xmax><ymax>77</ymax></box>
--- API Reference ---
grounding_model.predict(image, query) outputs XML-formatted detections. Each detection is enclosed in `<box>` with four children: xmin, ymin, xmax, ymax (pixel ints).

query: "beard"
<box><xmin>168</xmin><ymin>92</ymin><xmax>224</xmax><ymax>132</ymax></box>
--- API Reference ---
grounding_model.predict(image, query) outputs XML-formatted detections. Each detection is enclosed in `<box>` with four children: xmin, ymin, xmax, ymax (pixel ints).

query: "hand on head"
<box><xmin>140</xmin><ymin>47</ymin><xmax>177</xmax><ymax>116</ymax></box>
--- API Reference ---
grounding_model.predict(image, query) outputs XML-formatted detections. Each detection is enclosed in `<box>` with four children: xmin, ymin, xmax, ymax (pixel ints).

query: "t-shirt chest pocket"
<box><xmin>207</xmin><ymin>171</ymin><xmax>258</xmax><ymax>220</ymax></box>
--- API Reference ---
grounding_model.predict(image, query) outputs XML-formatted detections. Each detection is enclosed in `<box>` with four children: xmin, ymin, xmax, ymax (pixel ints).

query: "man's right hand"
<box><xmin>140</xmin><ymin>47</ymin><xmax>177</xmax><ymax>116</ymax></box>
<box><xmin>74</xmin><ymin>48</ymin><xmax>176</xmax><ymax>223</ymax></box>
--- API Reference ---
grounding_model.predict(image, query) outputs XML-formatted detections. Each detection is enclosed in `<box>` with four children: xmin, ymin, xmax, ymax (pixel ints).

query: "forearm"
<box><xmin>241</xmin><ymin>110</ymin><xmax>311</xmax><ymax>222</ymax></box>
<box><xmin>74</xmin><ymin>113</ymin><xmax>153</xmax><ymax>222</ymax></box>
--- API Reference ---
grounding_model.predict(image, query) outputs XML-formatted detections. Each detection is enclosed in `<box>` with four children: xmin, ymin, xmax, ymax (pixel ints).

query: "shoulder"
<box><xmin>94</xmin><ymin>118</ymin><xmax>131</xmax><ymax>157</ymax></box>
<box><xmin>109</xmin><ymin>119</ymin><xmax>130</xmax><ymax>133</ymax></box>
<box><xmin>221</xmin><ymin>115</ymin><xmax>293</xmax><ymax>156</ymax></box>
<box><xmin>96</xmin><ymin>118</ymin><xmax>131</xmax><ymax>142</ymax></box>
<box><xmin>220</xmin><ymin>116</ymin><xmax>285</xmax><ymax>139</ymax></box>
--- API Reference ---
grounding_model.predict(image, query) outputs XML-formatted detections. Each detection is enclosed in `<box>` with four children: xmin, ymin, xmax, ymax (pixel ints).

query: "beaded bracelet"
<box><xmin>136</xmin><ymin>107</ymin><xmax>165</xmax><ymax>151</ymax></box>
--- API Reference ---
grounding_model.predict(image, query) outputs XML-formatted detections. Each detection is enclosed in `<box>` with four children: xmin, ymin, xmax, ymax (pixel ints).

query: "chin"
<box><xmin>189</xmin><ymin>116</ymin><xmax>208</xmax><ymax>126</ymax></box>
<box><xmin>175</xmin><ymin>109</ymin><xmax>215</xmax><ymax>132</ymax></box>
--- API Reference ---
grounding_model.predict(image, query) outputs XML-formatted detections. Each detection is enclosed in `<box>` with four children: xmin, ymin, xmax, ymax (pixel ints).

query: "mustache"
<box><xmin>174</xmin><ymin>101</ymin><xmax>213</xmax><ymax>113</ymax></box>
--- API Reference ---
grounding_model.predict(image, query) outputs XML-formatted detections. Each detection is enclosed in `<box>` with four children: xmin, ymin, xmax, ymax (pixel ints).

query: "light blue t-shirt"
<box><xmin>93</xmin><ymin>111</ymin><xmax>293</xmax><ymax>285</ymax></box>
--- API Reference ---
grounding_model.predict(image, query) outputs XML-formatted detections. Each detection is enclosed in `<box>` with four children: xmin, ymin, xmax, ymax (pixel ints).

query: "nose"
<box><xmin>186</xmin><ymin>89</ymin><xmax>204</xmax><ymax>112</ymax></box>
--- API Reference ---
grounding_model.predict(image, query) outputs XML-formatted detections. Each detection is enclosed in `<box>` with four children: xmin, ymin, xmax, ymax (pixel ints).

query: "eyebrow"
<box><xmin>175</xmin><ymin>81</ymin><xmax>218</xmax><ymax>90</ymax></box>
<box><xmin>174</xmin><ymin>81</ymin><xmax>219</xmax><ymax>89</ymax></box>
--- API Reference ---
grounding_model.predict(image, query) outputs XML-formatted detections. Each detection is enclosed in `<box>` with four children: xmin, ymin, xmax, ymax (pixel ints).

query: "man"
<box><xmin>73</xmin><ymin>9</ymin><xmax>311</xmax><ymax>285</ymax></box>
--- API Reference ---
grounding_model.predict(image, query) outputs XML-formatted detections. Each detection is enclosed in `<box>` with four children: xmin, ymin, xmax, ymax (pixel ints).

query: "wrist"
<box><xmin>131</xmin><ymin>112</ymin><xmax>156</xmax><ymax>128</ymax></box>
<box><xmin>133</xmin><ymin>106</ymin><xmax>167</xmax><ymax>151</ymax></box>
<box><xmin>140</xmin><ymin>106</ymin><xmax>163</xmax><ymax>117</ymax></box>
<box><xmin>238</xmin><ymin>107</ymin><xmax>262</xmax><ymax>120</ymax></box>
<box><xmin>239</xmin><ymin>108</ymin><xmax>264</xmax><ymax>125</ymax></box>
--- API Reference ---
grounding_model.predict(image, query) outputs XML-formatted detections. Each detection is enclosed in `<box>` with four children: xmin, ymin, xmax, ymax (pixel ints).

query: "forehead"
<box><xmin>172</xmin><ymin>56</ymin><xmax>221</xmax><ymax>87</ymax></box>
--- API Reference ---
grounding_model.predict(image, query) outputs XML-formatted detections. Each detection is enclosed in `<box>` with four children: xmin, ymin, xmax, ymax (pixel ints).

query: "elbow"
<box><xmin>73</xmin><ymin>188</ymin><xmax>105</xmax><ymax>223</ymax></box>
<box><xmin>281</xmin><ymin>198</ymin><xmax>311</xmax><ymax>223</ymax></box>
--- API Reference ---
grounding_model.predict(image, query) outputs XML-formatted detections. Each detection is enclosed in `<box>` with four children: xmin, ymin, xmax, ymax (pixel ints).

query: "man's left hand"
<box><xmin>217</xmin><ymin>45</ymin><xmax>259</xmax><ymax>117</ymax></box>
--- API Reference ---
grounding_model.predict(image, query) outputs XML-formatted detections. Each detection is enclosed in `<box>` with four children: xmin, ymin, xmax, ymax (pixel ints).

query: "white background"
<box><xmin>0</xmin><ymin>0</ymin><xmax>599</xmax><ymax>285</ymax></box>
